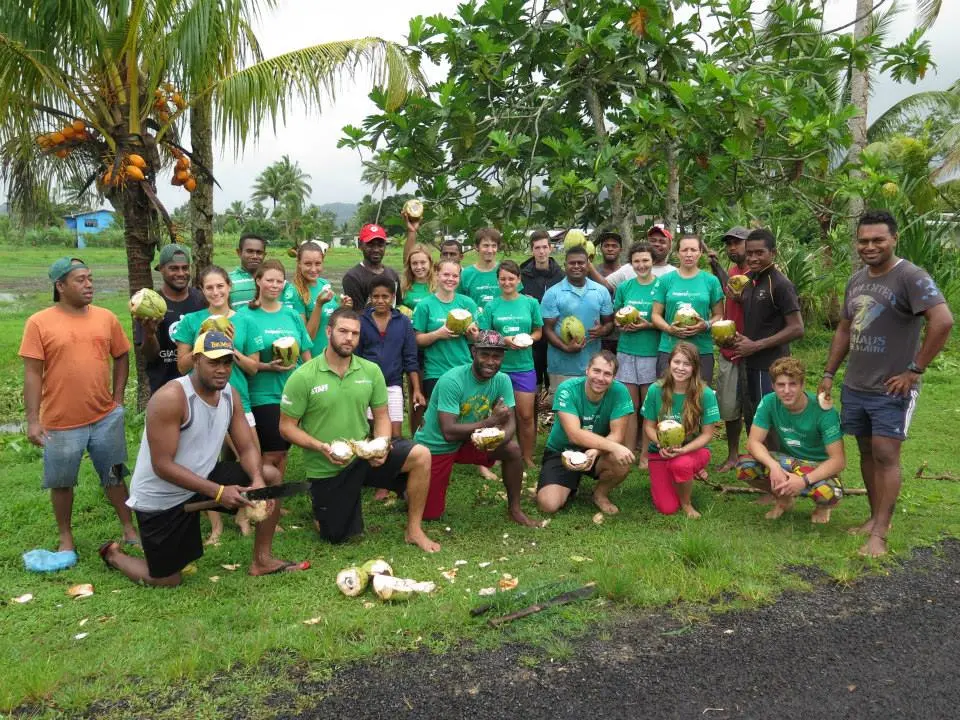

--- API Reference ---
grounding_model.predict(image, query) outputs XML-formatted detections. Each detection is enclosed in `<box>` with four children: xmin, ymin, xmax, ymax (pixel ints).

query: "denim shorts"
<box><xmin>841</xmin><ymin>385</ymin><xmax>919</xmax><ymax>441</ymax></box>
<box><xmin>42</xmin><ymin>405</ymin><xmax>128</xmax><ymax>489</ymax></box>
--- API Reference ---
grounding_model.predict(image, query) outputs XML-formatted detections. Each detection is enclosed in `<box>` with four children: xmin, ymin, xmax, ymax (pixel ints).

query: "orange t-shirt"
<box><xmin>19</xmin><ymin>305</ymin><xmax>132</xmax><ymax>430</ymax></box>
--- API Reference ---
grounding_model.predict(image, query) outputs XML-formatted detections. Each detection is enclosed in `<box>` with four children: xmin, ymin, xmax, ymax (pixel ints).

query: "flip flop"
<box><xmin>98</xmin><ymin>541</ymin><xmax>119</xmax><ymax>571</ymax></box>
<box><xmin>254</xmin><ymin>560</ymin><xmax>311</xmax><ymax>576</ymax></box>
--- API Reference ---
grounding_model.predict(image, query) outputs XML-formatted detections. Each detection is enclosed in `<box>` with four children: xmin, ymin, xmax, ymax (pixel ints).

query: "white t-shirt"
<box><xmin>606</xmin><ymin>262</ymin><xmax>676</xmax><ymax>288</ymax></box>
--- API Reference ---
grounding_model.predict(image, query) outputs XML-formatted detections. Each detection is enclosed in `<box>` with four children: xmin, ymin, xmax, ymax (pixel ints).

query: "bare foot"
<box><xmin>858</xmin><ymin>535</ymin><xmax>888</xmax><ymax>558</ymax></box>
<box><xmin>717</xmin><ymin>457</ymin><xmax>739</xmax><ymax>473</ymax></box>
<box><xmin>695</xmin><ymin>469</ymin><xmax>709</xmax><ymax>482</ymax></box>
<box><xmin>249</xmin><ymin>558</ymin><xmax>310</xmax><ymax>576</ymax></box>
<box><xmin>848</xmin><ymin>518</ymin><xmax>891</xmax><ymax>536</ymax></box>
<box><xmin>509</xmin><ymin>508</ymin><xmax>545</xmax><ymax>528</ymax></box>
<box><xmin>479</xmin><ymin>465</ymin><xmax>498</xmax><ymax>481</ymax></box>
<box><xmin>810</xmin><ymin>506</ymin><xmax>832</xmax><ymax>524</ymax></box>
<box><xmin>765</xmin><ymin>498</ymin><xmax>794</xmax><ymax>520</ymax></box>
<box><xmin>204</xmin><ymin>532</ymin><xmax>222</xmax><ymax>546</ymax></box>
<box><xmin>681</xmin><ymin>504</ymin><xmax>701</xmax><ymax>519</ymax></box>
<box><xmin>373</xmin><ymin>488</ymin><xmax>390</xmax><ymax>502</ymax></box>
<box><xmin>406</xmin><ymin>528</ymin><xmax>441</xmax><ymax>553</ymax></box>
<box><xmin>636</xmin><ymin>458</ymin><xmax>649</xmax><ymax>471</ymax></box>
<box><xmin>753</xmin><ymin>493</ymin><xmax>776</xmax><ymax>506</ymax></box>
<box><xmin>593</xmin><ymin>493</ymin><xmax>620</xmax><ymax>515</ymax></box>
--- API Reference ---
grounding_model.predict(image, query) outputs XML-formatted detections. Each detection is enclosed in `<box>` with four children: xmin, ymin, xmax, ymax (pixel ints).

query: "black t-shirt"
<box><xmin>740</xmin><ymin>266</ymin><xmax>801</xmax><ymax>371</ymax></box>
<box><xmin>341</xmin><ymin>263</ymin><xmax>403</xmax><ymax>309</ymax></box>
<box><xmin>134</xmin><ymin>288</ymin><xmax>206</xmax><ymax>393</ymax></box>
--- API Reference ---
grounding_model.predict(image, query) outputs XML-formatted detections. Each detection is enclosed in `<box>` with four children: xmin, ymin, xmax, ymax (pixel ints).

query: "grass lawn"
<box><xmin>1</xmin><ymin>245</ymin><xmax>958</xmax><ymax>717</ymax></box>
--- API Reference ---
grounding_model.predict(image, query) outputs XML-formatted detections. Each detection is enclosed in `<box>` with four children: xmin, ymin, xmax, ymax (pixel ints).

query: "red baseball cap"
<box><xmin>358</xmin><ymin>224</ymin><xmax>388</xmax><ymax>243</ymax></box>
<box><xmin>647</xmin><ymin>223</ymin><xmax>674</xmax><ymax>241</ymax></box>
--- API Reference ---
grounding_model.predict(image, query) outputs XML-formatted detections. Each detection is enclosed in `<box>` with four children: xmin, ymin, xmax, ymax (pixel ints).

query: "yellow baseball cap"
<box><xmin>193</xmin><ymin>331</ymin><xmax>234</xmax><ymax>359</ymax></box>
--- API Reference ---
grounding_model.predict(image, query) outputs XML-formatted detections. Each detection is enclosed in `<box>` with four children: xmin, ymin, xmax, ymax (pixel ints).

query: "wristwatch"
<box><xmin>907</xmin><ymin>361</ymin><xmax>925</xmax><ymax>375</ymax></box>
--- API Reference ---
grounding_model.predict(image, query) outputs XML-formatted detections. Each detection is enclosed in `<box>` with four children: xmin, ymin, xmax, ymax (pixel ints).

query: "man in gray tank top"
<box><xmin>100</xmin><ymin>332</ymin><xmax>309</xmax><ymax>585</ymax></box>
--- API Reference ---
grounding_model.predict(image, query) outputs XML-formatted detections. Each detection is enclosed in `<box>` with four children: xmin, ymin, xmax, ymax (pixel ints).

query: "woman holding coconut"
<box><xmin>478</xmin><ymin>260</ymin><xmax>543</xmax><ymax>468</ymax></box>
<box><xmin>281</xmin><ymin>241</ymin><xmax>351</xmax><ymax>352</ymax></box>
<box><xmin>612</xmin><ymin>242</ymin><xmax>661</xmax><ymax>469</ymax></box>
<box><xmin>651</xmin><ymin>235</ymin><xmax>724</xmax><ymax>383</ymax></box>
<box><xmin>641</xmin><ymin>342</ymin><xmax>720</xmax><ymax>518</ymax></box>
<box><xmin>174</xmin><ymin>265</ymin><xmax>264</xmax><ymax>543</ymax></box>
<box><xmin>242</xmin><ymin>259</ymin><xmax>313</xmax><ymax>477</ymax></box>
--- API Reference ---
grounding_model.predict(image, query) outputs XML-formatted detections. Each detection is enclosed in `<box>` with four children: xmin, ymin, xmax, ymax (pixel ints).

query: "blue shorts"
<box><xmin>506</xmin><ymin>369</ymin><xmax>538</xmax><ymax>394</ymax></box>
<box><xmin>841</xmin><ymin>385</ymin><xmax>919</xmax><ymax>441</ymax></box>
<box><xmin>42</xmin><ymin>405</ymin><xmax>128</xmax><ymax>489</ymax></box>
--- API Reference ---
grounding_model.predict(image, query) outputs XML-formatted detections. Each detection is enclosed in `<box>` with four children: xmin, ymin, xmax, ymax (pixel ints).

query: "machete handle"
<box><xmin>184</xmin><ymin>500</ymin><xmax>224</xmax><ymax>513</ymax></box>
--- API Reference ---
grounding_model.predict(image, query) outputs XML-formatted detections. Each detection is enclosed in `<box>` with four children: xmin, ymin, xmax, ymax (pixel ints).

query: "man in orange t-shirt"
<box><xmin>19</xmin><ymin>257</ymin><xmax>139</xmax><ymax>552</ymax></box>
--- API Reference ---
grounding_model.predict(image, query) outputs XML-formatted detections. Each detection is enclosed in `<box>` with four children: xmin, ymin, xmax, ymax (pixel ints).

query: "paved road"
<box><xmin>294</xmin><ymin>541</ymin><xmax>960</xmax><ymax>720</ymax></box>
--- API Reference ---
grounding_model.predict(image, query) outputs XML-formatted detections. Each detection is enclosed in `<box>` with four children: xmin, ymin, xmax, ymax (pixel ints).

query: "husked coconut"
<box><xmin>471</xmin><ymin>427</ymin><xmax>505</xmax><ymax>451</ymax></box>
<box><xmin>615</xmin><ymin>306</ymin><xmax>641</xmax><ymax>327</ymax></box>
<box><xmin>129</xmin><ymin>288</ymin><xmax>167</xmax><ymax>321</ymax></box>
<box><xmin>360</xmin><ymin>559</ymin><xmax>394</xmax><ymax>577</ymax></box>
<box><xmin>817</xmin><ymin>392</ymin><xmax>834</xmax><ymax>411</ymax></box>
<box><xmin>511</xmin><ymin>333</ymin><xmax>534</xmax><ymax>348</ymax></box>
<box><xmin>352</xmin><ymin>436</ymin><xmax>390</xmax><ymax>460</ymax></box>
<box><xmin>445</xmin><ymin>308</ymin><xmax>473</xmax><ymax>334</ymax></box>
<box><xmin>328</xmin><ymin>440</ymin><xmax>355</xmax><ymax>463</ymax></box>
<box><xmin>402</xmin><ymin>199</ymin><xmax>424</xmax><ymax>219</ymax></box>
<box><xmin>336</xmin><ymin>567</ymin><xmax>369</xmax><ymax>597</ymax></box>
<box><xmin>372</xmin><ymin>574</ymin><xmax>436</xmax><ymax>601</ymax></box>
<box><xmin>710</xmin><ymin>319</ymin><xmax>737</xmax><ymax>346</ymax></box>
<box><xmin>672</xmin><ymin>303</ymin><xmax>700</xmax><ymax>328</ymax></box>
<box><xmin>246</xmin><ymin>500</ymin><xmax>270</xmax><ymax>523</ymax></box>
<box><xmin>272</xmin><ymin>336</ymin><xmax>300</xmax><ymax>365</ymax></box>
<box><xmin>199</xmin><ymin>314</ymin><xmax>233</xmax><ymax>333</ymax></box>
<box><xmin>657</xmin><ymin>419</ymin><xmax>686</xmax><ymax>448</ymax></box>
<box><xmin>561</xmin><ymin>450</ymin><xmax>591</xmax><ymax>471</ymax></box>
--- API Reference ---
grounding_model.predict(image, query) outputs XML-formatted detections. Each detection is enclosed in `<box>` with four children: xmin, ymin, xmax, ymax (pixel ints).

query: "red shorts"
<box><xmin>424</xmin><ymin>443</ymin><xmax>496</xmax><ymax>520</ymax></box>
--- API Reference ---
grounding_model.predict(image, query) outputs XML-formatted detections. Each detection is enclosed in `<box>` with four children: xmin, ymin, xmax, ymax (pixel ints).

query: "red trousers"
<box><xmin>648</xmin><ymin>448</ymin><xmax>711</xmax><ymax>515</ymax></box>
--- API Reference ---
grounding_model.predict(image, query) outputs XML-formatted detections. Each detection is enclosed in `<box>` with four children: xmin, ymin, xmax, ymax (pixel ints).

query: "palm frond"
<box><xmin>868</xmin><ymin>88</ymin><xmax>960</xmax><ymax>141</ymax></box>
<box><xmin>916</xmin><ymin>0</ymin><xmax>943</xmax><ymax>32</ymax></box>
<box><xmin>868</xmin><ymin>0</ymin><xmax>902</xmax><ymax>41</ymax></box>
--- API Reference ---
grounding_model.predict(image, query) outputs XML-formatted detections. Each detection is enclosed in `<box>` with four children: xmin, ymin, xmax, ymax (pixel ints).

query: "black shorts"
<box><xmin>422</xmin><ymin>377</ymin><xmax>439</xmax><ymax>399</ymax></box>
<box><xmin>252</xmin><ymin>404</ymin><xmax>290</xmax><ymax>453</ymax></box>
<box><xmin>135</xmin><ymin>462</ymin><xmax>251</xmax><ymax>578</ymax></box>
<box><xmin>310</xmin><ymin>439</ymin><xmax>413</xmax><ymax>543</ymax></box>
<box><xmin>536</xmin><ymin>449</ymin><xmax>600</xmax><ymax>495</ymax></box>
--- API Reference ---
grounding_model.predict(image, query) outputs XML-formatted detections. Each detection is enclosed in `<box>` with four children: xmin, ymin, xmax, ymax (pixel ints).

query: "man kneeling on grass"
<box><xmin>414</xmin><ymin>330</ymin><xmax>542</xmax><ymax>527</ymax></box>
<box><xmin>536</xmin><ymin>351</ymin><xmax>635</xmax><ymax>515</ymax></box>
<box><xmin>736</xmin><ymin>357</ymin><xmax>846</xmax><ymax>523</ymax></box>
<box><xmin>101</xmin><ymin>332</ymin><xmax>308</xmax><ymax>585</ymax></box>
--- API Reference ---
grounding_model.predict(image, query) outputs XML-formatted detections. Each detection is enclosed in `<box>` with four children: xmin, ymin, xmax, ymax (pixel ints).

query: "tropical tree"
<box><xmin>251</xmin><ymin>154</ymin><xmax>312</xmax><ymax>211</ymax></box>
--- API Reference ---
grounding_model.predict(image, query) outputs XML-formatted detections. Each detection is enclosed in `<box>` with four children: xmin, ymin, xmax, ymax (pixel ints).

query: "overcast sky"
<box><xmin>153</xmin><ymin>0</ymin><xmax>960</xmax><ymax>213</ymax></box>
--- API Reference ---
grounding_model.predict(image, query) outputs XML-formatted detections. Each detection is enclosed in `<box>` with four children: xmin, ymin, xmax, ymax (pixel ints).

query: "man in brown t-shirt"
<box><xmin>19</xmin><ymin>257</ymin><xmax>139</xmax><ymax>552</ymax></box>
<box><xmin>820</xmin><ymin>210</ymin><xmax>954</xmax><ymax>557</ymax></box>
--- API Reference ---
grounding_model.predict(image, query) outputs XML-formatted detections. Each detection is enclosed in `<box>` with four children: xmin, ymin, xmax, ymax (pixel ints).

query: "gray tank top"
<box><xmin>127</xmin><ymin>376</ymin><xmax>234</xmax><ymax>512</ymax></box>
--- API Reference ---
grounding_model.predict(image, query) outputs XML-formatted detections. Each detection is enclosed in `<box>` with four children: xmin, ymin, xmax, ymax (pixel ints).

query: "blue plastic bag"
<box><xmin>23</xmin><ymin>548</ymin><xmax>78</xmax><ymax>573</ymax></box>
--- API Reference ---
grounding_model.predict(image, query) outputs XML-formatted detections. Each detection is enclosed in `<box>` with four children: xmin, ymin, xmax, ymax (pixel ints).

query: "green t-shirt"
<box><xmin>281</xmin><ymin>279</ymin><xmax>339</xmax><ymax>352</ymax></box>
<box><xmin>242</xmin><ymin>305</ymin><xmax>314</xmax><ymax>406</ymax></box>
<box><xmin>412</xmin><ymin>293</ymin><xmax>479</xmax><ymax>380</ymax></box>
<box><xmin>281</xmin><ymin>354</ymin><xmax>388</xmax><ymax>478</ymax></box>
<box><xmin>752</xmin><ymin>390</ymin><xmax>842</xmax><ymax>462</ymax></box>
<box><xmin>172</xmin><ymin>309</ymin><xmax>264</xmax><ymax>412</ymax></box>
<box><xmin>641</xmin><ymin>381</ymin><xmax>720</xmax><ymax>453</ymax></box>
<box><xmin>613</xmin><ymin>277</ymin><xmax>660</xmax><ymax>357</ymax></box>
<box><xmin>545</xmin><ymin>377</ymin><xmax>635</xmax><ymax>452</ymax></box>
<box><xmin>477</xmin><ymin>294</ymin><xmax>543</xmax><ymax>373</ymax></box>
<box><xmin>401</xmin><ymin>282</ymin><xmax>432</xmax><ymax>312</ymax></box>
<box><xmin>414</xmin><ymin>364</ymin><xmax>515</xmax><ymax>455</ymax></box>
<box><xmin>458</xmin><ymin>264</ymin><xmax>501</xmax><ymax>307</ymax></box>
<box><xmin>654</xmin><ymin>270</ymin><xmax>724</xmax><ymax>355</ymax></box>
<box><xmin>228</xmin><ymin>267</ymin><xmax>256</xmax><ymax>310</ymax></box>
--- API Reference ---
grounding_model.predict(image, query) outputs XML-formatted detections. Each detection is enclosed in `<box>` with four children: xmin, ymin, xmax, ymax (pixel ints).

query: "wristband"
<box><xmin>822</xmin><ymin>371</ymin><xmax>835</xmax><ymax>380</ymax></box>
<box><xmin>215</xmin><ymin>485</ymin><xmax>224</xmax><ymax>503</ymax></box>
<box><xmin>907</xmin><ymin>361</ymin><xmax>925</xmax><ymax>375</ymax></box>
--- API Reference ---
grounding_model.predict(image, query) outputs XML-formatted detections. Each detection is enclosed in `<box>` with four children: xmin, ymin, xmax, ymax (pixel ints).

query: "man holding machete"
<box><xmin>100</xmin><ymin>331</ymin><xmax>309</xmax><ymax>585</ymax></box>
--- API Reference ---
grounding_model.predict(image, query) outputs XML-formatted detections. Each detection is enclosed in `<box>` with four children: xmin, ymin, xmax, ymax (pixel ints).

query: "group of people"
<box><xmin>18</xmin><ymin>207</ymin><xmax>952</xmax><ymax>587</ymax></box>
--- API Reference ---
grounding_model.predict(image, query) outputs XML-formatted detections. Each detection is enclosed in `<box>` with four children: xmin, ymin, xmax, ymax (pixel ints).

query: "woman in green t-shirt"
<box><xmin>412</xmin><ymin>259</ymin><xmax>479</xmax><ymax>400</ymax></box>
<box><xmin>479</xmin><ymin>260</ymin><xmax>543</xmax><ymax>468</ymax></box>
<box><xmin>282</xmin><ymin>241</ymin><xmax>350</xmax><ymax>352</ymax></box>
<box><xmin>641</xmin><ymin>342</ymin><xmax>719</xmax><ymax>519</ymax></box>
<box><xmin>613</xmin><ymin>242</ymin><xmax>661</xmax><ymax>468</ymax></box>
<box><xmin>173</xmin><ymin>265</ymin><xmax>263</xmax><ymax>544</ymax></box>
<box><xmin>401</xmin><ymin>243</ymin><xmax>435</xmax><ymax>312</ymax></box>
<box><xmin>243</xmin><ymin>259</ymin><xmax>313</xmax><ymax>477</ymax></box>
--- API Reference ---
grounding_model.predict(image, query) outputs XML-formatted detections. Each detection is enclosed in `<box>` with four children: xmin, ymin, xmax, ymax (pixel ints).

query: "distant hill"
<box><xmin>318</xmin><ymin>202</ymin><xmax>357</xmax><ymax>227</ymax></box>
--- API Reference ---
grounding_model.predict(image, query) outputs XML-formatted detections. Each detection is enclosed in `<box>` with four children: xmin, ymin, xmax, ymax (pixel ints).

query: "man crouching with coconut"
<box><xmin>101</xmin><ymin>332</ymin><xmax>308</xmax><ymax>584</ymax></box>
<box><xmin>536</xmin><ymin>351</ymin><xmax>636</xmax><ymax>515</ymax></box>
<box><xmin>414</xmin><ymin>330</ymin><xmax>542</xmax><ymax>527</ymax></box>
<box><xmin>736</xmin><ymin>357</ymin><xmax>846</xmax><ymax>523</ymax></box>
<box><xmin>279</xmin><ymin>308</ymin><xmax>440</xmax><ymax>553</ymax></box>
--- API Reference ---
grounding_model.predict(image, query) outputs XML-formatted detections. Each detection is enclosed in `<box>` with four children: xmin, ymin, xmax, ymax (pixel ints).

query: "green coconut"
<box><xmin>272</xmin><ymin>336</ymin><xmax>300</xmax><ymax>365</ymax></box>
<box><xmin>402</xmin><ymin>198</ymin><xmax>424</xmax><ymax>219</ymax></box>
<box><xmin>563</xmin><ymin>229</ymin><xmax>587</xmax><ymax>251</ymax></box>
<box><xmin>360</xmin><ymin>559</ymin><xmax>394</xmax><ymax>577</ymax></box>
<box><xmin>199</xmin><ymin>314</ymin><xmax>233</xmax><ymax>334</ymax></box>
<box><xmin>615</xmin><ymin>306</ymin><xmax>641</xmax><ymax>327</ymax></box>
<box><xmin>129</xmin><ymin>288</ymin><xmax>167</xmax><ymax>321</ymax></box>
<box><xmin>397</xmin><ymin>305</ymin><xmax>414</xmax><ymax>319</ymax></box>
<box><xmin>584</xmin><ymin>240</ymin><xmax>596</xmax><ymax>261</ymax></box>
<box><xmin>710</xmin><ymin>319</ymin><xmax>737</xmax><ymax>346</ymax></box>
<box><xmin>352</xmin><ymin>436</ymin><xmax>390</xmax><ymax>461</ymax></box>
<box><xmin>657</xmin><ymin>419</ymin><xmax>686</xmax><ymax>448</ymax></box>
<box><xmin>559</xmin><ymin>316</ymin><xmax>586</xmax><ymax>344</ymax></box>
<box><xmin>445</xmin><ymin>308</ymin><xmax>473</xmax><ymax>334</ymax></box>
<box><xmin>471</xmin><ymin>427</ymin><xmax>505</xmax><ymax>451</ymax></box>
<box><xmin>336</xmin><ymin>567</ymin><xmax>369</xmax><ymax>597</ymax></box>
<box><xmin>727</xmin><ymin>275</ymin><xmax>751</xmax><ymax>296</ymax></box>
<box><xmin>672</xmin><ymin>303</ymin><xmax>700</xmax><ymax>328</ymax></box>
<box><xmin>328</xmin><ymin>440</ymin><xmax>355</xmax><ymax>463</ymax></box>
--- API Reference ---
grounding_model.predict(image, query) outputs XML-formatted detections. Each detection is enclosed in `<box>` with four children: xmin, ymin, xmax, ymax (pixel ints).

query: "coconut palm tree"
<box><xmin>252</xmin><ymin>155</ymin><xmax>312</xmax><ymax>212</ymax></box>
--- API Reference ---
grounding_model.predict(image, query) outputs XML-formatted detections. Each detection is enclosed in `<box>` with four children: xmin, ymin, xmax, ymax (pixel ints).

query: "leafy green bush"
<box><xmin>82</xmin><ymin>227</ymin><xmax>125</xmax><ymax>248</ymax></box>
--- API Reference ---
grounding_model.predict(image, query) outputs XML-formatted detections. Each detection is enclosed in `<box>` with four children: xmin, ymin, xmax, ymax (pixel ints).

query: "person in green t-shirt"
<box><xmin>241</xmin><ymin>260</ymin><xmax>313</xmax><ymax>479</ymax></box>
<box><xmin>613</xmin><ymin>241</ymin><xmax>661</xmax><ymax>468</ymax></box>
<box><xmin>651</xmin><ymin>235</ymin><xmax>724</xmax><ymax>383</ymax></box>
<box><xmin>458</xmin><ymin>227</ymin><xmax>503</xmax><ymax>306</ymax></box>
<box><xmin>228</xmin><ymin>233</ymin><xmax>266</xmax><ymax>309</ymax></box>
<box><xmin>537</xmin><ymin>351</ymin><xmax>636</xmax><ymax>515</ymax></box>
<box><xmin>401</xmin><ymin>243</ymin><xmax>435</xmax><ymax>313</ymax></box>
<box><xmin>737</xmin><ymin>357</ymin><xmax>846</xmax><ymax>524</ymax></box>
<box><xmin>279</xmin><ymin>308</ymin><xmax>439</xmax><ymax>553</ymax></box>
<box><xmin>641</xmin><ymin>342</ymin><xmax>720</xmax><ymax>518</ymax></box>
<box><xmin>413</xmin><ymin>331</ymin><xmax>543</xmax><ymax>528</ymax></box>
<box><xmin>281</xmin><ymin>241</ymin><xmax>353</xmax><ymax>353</ymax></box>
<box><xmin>173</xmin><ymin>265</ymin><xmax>265</xmax><ymax>544</ymax></box>
<box><xmin>478</xmin><ymin>260</ymin><xmax>543</xmax><ymax>469</ymax></box>
<box><xmin>413</xmin><ymin>260</ymin><xmax>480</xmax><ymax>394</ymax></box>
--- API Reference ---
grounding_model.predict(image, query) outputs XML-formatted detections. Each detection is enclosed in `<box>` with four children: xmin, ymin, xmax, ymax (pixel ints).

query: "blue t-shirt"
<box><xmin>540</xmin><ymin>278</ymin><xmax>614</xmax><ymax>376</ymax></box>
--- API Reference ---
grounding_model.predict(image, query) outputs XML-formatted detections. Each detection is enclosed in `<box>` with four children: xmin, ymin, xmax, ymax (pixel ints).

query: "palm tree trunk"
<box><xmin>665</xmin><ymin>144</ymin><xmax>680</xmax><ymax>233</ymax></box>
<box><xmin>584</xmin><ymin>82</ymin><xmax>631</xmax><ymax>241</ymax></box>
<box><xmin>189</xmin><ymin>96</ymin><xmax>214</xmax><ymax>282</ymax></box>
<box><xmin>847</xmin><ymin>0</ymin><xmax>873</xmax><ymax>235</ymax></box>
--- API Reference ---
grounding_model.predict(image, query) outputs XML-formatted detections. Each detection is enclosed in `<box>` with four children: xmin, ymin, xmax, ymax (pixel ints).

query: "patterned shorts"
<box><xmin>736</xmin><ymin>452</ymin><xmax>843</xmax><ymax>507</ymax></box>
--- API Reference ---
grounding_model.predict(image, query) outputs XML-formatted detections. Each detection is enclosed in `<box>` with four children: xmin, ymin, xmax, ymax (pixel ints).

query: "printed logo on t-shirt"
<box><xmin>281</xmin><ymin>393</ymin><xmax>293</xmax><ymax>406</ymax></box>
<box><xmin>354</xmin><ymin>378</ymin><xmax>372</xmax><ymax>385</ymax></box>
<box><xmin>849</xmin><ymin>295</ymin><xmax>886</xmax><ymax>353</ymax></box>
<box><xmin>460</xmin><ymin>393</ymin><xmax>493</xmax><ymax>420</ymax></box>
<box><xmin>310</xmin><ymin>384</ymin><xmax>329</xmax><ymax>395</ymax></box>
